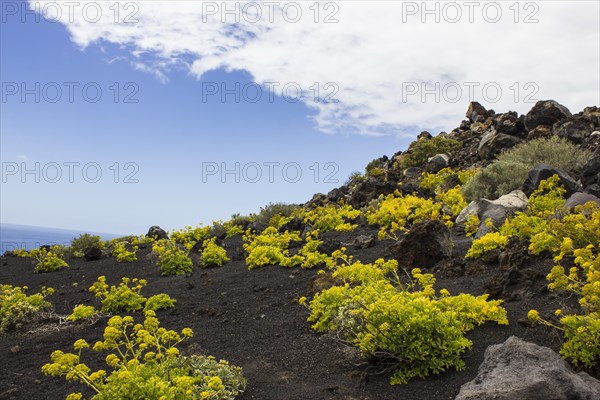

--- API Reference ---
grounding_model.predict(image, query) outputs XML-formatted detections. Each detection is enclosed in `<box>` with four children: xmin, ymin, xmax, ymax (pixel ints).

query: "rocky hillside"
<box><xmin>1</xmin><ymin>99</ymin><xmax>599</xmax><ymax>400</ymax></box>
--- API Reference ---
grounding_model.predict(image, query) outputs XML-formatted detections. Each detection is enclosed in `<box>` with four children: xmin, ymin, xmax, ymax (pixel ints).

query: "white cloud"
<box><xmin>31</xmin><ymin>1</ymin><xmax>600</xmax><ymax>136</ymax></box>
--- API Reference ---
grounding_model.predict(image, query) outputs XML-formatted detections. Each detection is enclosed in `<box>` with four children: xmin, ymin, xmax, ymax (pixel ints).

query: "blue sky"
<box><xmin>1</xmin><ymin>1</ymin><xmax>599</xmax><ymax>234</ymax></box>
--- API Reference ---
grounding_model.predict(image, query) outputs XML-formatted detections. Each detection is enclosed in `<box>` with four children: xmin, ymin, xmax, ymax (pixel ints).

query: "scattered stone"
<box><xmin>478</xmin><ymin>129</ymin><xmax>522</xmax><ymax>160</ymax></box>
<box><xmin>428</xmin><ymin>153</ymin><xmax>450</xmax><ymax>173</ymax></box>
<box><xmin>455</xmin><ymin>336</ymin><xmax>600</xmax><ymax>400</ymax></box>
<box><xmin>522</xmin><ymin>164</ymin><xmax>581</xmax><ymax>197</ymax></box>
<box><xmin>581</xmin><ymin>150</ymin><xmax>600</xmax><ymax>192</ymax></box>
<box><xmin>387</xmin><ymin>220</ymin><xmax>452</xmax><ymax>268</ymax></box>
<box><xmin>553</xmin><ymin>119</ymin><xmax>593</xmax><ymax>143</ymax></box>
<box><xmin>83</xmin><ymin>246</ymin><xmax>103</xmax><ymax>261</ymax></box>
<box><xmin>307</xmin><ymin>272</ymin><xmax>340</xmax><ymax>298</ymax></box>
<box><xmin>524</xmin><ymin>100</ymin><xmax>572</xmax><ymax>131</ymax></box>
<box><xmin>527</xmin><ymin>125</ymin><xmax>553</xmax><ymax>140</ymax></box>
<box><xmin>494</xmin><ymin>111</ymin><xmax>525</xmax><ymax>137</ymax></box>
<box><xmin>348</xmin><ymin>234</ymin><xmax>376</xmax><ymax>249</ymax></box>
<box><xmin>147</xmin><ymin>225</ymin><xmax>168</xmax><ymax>240</ymax></box>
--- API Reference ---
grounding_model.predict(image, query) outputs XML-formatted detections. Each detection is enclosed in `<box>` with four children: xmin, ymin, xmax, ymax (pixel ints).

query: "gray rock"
<box><xmin>524</xmin><ymin>100</ymin><xmax>572</xmax><ymax>131</ymax></box>
<box><xmin>428</xmin><ymin>153</ymin><xmax>449</xmax><ymax>173</ymax></box>
<box><xmin>522</xmin><ymin>164</ymin><xmax>581</xmax><ymax>197</ymax></box>
<box><xmin>455</xmin><ymin>336</ymin><xmax>600</xmax><ymax>400</ymax></box>
<box><xmin>456</xmin><ymin>191</ymin><xmax>528</xmax><ymax>237</ymax></box>
<box><xmin>147</xmin><ymin>225</ymin><xmax>169</xmax><ymax>240</ymax></box>
<box><xmin>478</xmin><ymin>129</ymin><xmax>522</xmax><ymax>160</ymax></box>
<box><xmin>527</xmin><ymin>125</ymin><xmax>553</xmax><ymax>141</ymax></box>
<box><xmin>563</xmin><ymin>192</ymin><xmax>600</xmax><ymax>211</ymax></box>
<box><xmin>345</xmin><ymin>234</ymin><xmax>376</xmax><ymax>249</ymax></box>
<box><xmin>476</xmin><ymin>191</ymin><xmax>529</xmax><ymax>237</ymax></box>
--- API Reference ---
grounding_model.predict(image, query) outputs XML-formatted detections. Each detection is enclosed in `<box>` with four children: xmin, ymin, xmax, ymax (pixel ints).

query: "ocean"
<box><xmin>0</xmin><ymin>223</ymin><xmax>124</xmax><ymax>253</ymax></box>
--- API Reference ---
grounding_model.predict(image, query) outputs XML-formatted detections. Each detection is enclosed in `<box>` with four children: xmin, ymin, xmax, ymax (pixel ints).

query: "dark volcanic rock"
<box><xmin>522</xmin><ymin>164</ymin><xmax>581</xmax><ymax>197</ymax></box>
<box><xmin>553</xmin><ymin>118</ymin><xmax>594</xmax><ymax>143</ymax></box>
<box><xmin>493</xmin><ymin>111</ymin><xmax>525</xmax><ymax>137</ymax></box>
<box><xmin>418</xmin><ymin>131</ymin><xmax>433</xmax><ymax>140</ymax></box>
<box><xmin>84</xmin><ymin>247</ymin><xmax>103</xmax><ymax>261</ymax></box>
<box><xmin>349</xmin><ymin>179</ymin><xmax>398</xmax><ymax>208</ymax></box>
<box><xmin>466</xmin><ymin>101</ymin><xmax>489</xmax><ymax>122</ymax></box>
<box><xmin>455</xmin><ymin>336</ymin><xmax>600</xmax><ymax>400</ymax></box>
<box><xmin>581</xmin><ymin>149</ymin><xmax>600</xmax><ymax>193</ymax></box>
<box><xmin>147</xmin><ymin>225</ymin><xmax>169</xmax><ymax>240</ymax></box>
<box><xmin>387</xmin><ymin>220</ymin><xmax>452</xmax><ymax>269</ymax></box>
<box><xmin>524</xmin><ymin>100</ymin><xmax>572</xmax><ymax>131</ymax></box>
<box><xmin>478</xmin><ymin>129</ymin><xmax>522</xmax><ymax>160</ymax></box>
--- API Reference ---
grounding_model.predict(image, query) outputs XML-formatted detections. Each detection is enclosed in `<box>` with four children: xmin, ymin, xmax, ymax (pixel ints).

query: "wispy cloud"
<box><xmin>30</xmin><ymin>1</ymin><xmax>599</xmax><ymax>136</ymax></box>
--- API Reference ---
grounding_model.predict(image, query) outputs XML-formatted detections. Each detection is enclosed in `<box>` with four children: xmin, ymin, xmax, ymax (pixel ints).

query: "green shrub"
<box><xmin>28</xmin><ymin>247</ymin><xmax>69</xmax><ymax>273</ymax></box>
<box><xmin>345</xmin><ymin>171</ymin><xmax>365</xmax><ymax>186</ymax></box>
<box><xmin>170</xmin><ymin>226</ymin><xmax>211</xmax><ymax>252</ymax></box>
<box><xmin>111</xmin><ymin>241</ymin><xmax>138</xmax><ymax>262</ymax></box>
<box><xmin>66</xmin><ymin>304</ymin><xmax>98</xmax><ymax>322</ymax></box>
<box><xmin>0</xmin><ymin>285</ymin><xmax>54</xmax><ymax>334</ymax></box>
<box><xmin>302</xmin><ymin>257</ymin><xmax>507</xmax><ymax>384</ymax></box>
<box><xmin>201</xmin><ymin>237</ymin><xmax>229</xmax><ymax>268</ymax></box>
<box><xmin>71</xmin><ymin>234</ymin><xmax>105</xmax><ymax>258</ymax></box>
<box><xmin>89</xmin><ymin>276</ymin><xmax>147</xmax><ymax>313</ymax></box>
<box><xmin>401</xmin><ymin>136</ymin><xmax>462</xmax><ymax>169</ymax></box>
<box><xmin>152</xmin><ymin>240</ymin><xmax>194</xmax><ymax>276</ymax></box>
<box><xmin>463</xmin><ymin>136</ymin><xmax>592</xmax><ymax>201</ymax></box>
<box><xmin>251</xmin><ymin>202</ymin><xmax>300</xmax><ymax>228</ymax></box>
<box><xmin>42</xmin><ymin>311</ymin><xmax>246</xmax><ymax>400</ymax></box>
<box><xmin>144</xmin><ymin>294</ymin><xmax>176</xmax><ymax>312</ymax></box>
<box><xmin>243</xmin><ymin>227</ymin><xmax>301</xmax><ymax>269</ymax></box>
<box><xmin>303</xmin><ymin>203</ymin><xmax>361</xmax><ymax>232</ymax></box>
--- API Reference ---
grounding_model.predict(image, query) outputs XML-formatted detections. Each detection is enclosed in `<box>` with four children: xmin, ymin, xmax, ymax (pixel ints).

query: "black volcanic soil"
<box><xmin>0</xmin><ymin>226</ymin><xmax>591</xmax><ymax>400</ymax></box>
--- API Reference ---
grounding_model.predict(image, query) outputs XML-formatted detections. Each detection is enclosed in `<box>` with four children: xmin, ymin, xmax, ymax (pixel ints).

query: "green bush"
<box><xmin>463</xmin><ymin>136</ymin><xmax>593</xmax><ymax>201</ymax></box>
<box><xmin>201</xmin><ymin>237</ymin><xmax>229</xmax><ymax>268</ymax></box>
<box><xmin>401</xmin><ymin>136</ymin><xmax>462</xmax><ymax>169</ymax></box>
<box><xmin>66</xmin><ymin>304</ymin><xmax>98</xmax><ymax>322</ymax></box>
<box><xmin>144</xmin><ymin>294</ymin><xmax>176</xmax><ymax>312</ymax></box>
<box><xmin>71</xmin><ymin>234</ymin><xmax>105</xmax><ymax>258</ymax></box>
<box><xmin>153</xmin><ymin>240</ymin><xmax>194</xmax><ymax>276</ymax></box>
<box><xmin>303</xmin><ymin>256</ymin><xmax>507</xmax><ymax>384</ymax></box>
<box><xmin>42</xmin><ymin>311</ymin><xmax>246</xmax><ymax>400</ymax></box>
<box><xmin>1</xmin><ymin>285</ymin><xmax>54</xmax><ymax>334</ymax></box>
<box><xmin>111</xmin><ymin>241</ymin><xmax>138</xmax><ymax>262</ymax></box>
<box><xmin>251</xmin><ymin>202</ymin><xmax>300</xmax><ymax>228</ymax></box>
<box><xmin>28</xmin><ymin>247</ymin><xmax>69</xmax><ymax>273</ymax></box>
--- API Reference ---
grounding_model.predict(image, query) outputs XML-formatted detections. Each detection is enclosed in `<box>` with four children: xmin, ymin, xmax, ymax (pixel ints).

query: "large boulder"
<box><xmin>457</xmin><ymin>191</ymin><xmax>528</xmax><ymax>237</ymax></box>
<box><xmin>478</xmin><ymin>129</ymin><xmax>522</xmax><ymax>160</ymax></box>
<box><xmin>466</xmin><ymin>101</ymin><xmax>490</xmax><ymax>122</ymax></box>
<box><xmin>581</xmin><ymin>150</ymin><xmax>600</xmax><ymax>195</ymax></box>
<box><xmin>563</xmin><ymin>192</ymin><xmax>600</xmax><ymax>211</ymax></box>
<box><xmin>493</xmin><ymin>111</ymin><xmax>525</xmax><ymax>137</ymax></box>
<box><xmin>387</xmin><ymin>220</ymin><xmax>452</xmax><ymax>268</ymax></box>
<box><xmin>147</xmin><ymin>226</ymin><xmax>169</xmax><ymax>240</ymax></box>
<box><xmin>455</xmin><ymin>336</ymin><xmax>600</xmax><ymax>400</ymax></box>
<box><xmin>522</xmin><ymin>164</ymin><xmax>581</xmax><ymax>197</ymax></box>
<box><xmin>524</xmin><ymin>100</ymin><xmax>572</xmax><ymax>131</ymax></box>
<box><xmin>428</xmin><ymin>153</ymin><xmax>449</xmax><ymax>173</ymax></box>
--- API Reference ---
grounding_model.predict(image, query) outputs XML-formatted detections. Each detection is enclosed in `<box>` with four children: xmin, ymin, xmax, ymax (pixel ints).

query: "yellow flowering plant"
<box><xmin>302</xmin><ymin>203</ymin><xmax>361</xmax><ymax>232</ymax></box>
<box><xmin>88</xmin><ymin>276</ymin><xmax>176</xmax><ymax>314</ymax></box>
<box><xmin>0</xmin><ymin>284</ymin><xmax>54</xmax><ymax>334</ymax></box>
<box><xmin>42</xmin><ymin>311</ymin><xmax>246</xmax><ymax>399</ymax></box>
<box><xmin>200</xmin><ymin>238</ymin><xmax>229</xmax><ymax>268</ymax></box>
<box><xmin>304</xmin><ymin>257</ymin><xmax>508</xmax><ymax>384</ymax></box>
<box><xmin>152</xmin><ymin>239</ymin><xmax>194</xmax><ymax>276</ymax></box>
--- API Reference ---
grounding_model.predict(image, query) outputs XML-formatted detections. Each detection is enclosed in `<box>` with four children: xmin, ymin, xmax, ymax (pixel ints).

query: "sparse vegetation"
<box><xmin>462</xmin><ymin>137</ymin><xmax>592</xmax><ymax>201</ymax></box>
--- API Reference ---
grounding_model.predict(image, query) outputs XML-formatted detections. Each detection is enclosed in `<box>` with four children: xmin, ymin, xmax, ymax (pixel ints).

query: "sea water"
<box><xmin>0</xmin><ymin>223</ymin><xmax>123</xmax><ymax>253</ymax></box>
